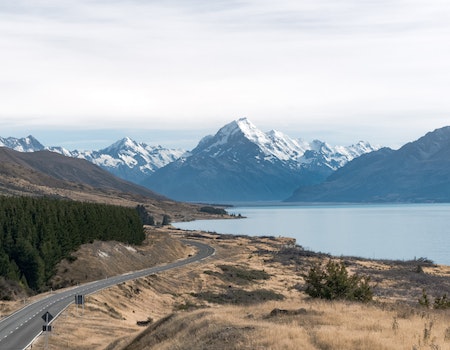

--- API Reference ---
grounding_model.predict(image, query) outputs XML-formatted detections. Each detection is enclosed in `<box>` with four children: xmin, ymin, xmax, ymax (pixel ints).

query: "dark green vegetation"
<box><xmin>266</xmin><ymin>243</ymin><xmax>450</xmax><ymax>304</ymax></box>
<box><xmin>194</xmin><ymin>264</ymin><xmax>280</xmax><ymax>305</ymax></box>
<box><xmin>419</xmin><ymin>289</ymin><xmax>450</xmax><ymax>309</ymax></box>
<box><xmin>199</xmin><ymin>206</ymin><xmax>227</xmax><ymax>215</ymax></box>
<box><xmin>136</xmin><ymin>204</ymin><xmax>155</xmax><ymax>225</ymax></box>
<box><xmin>193</xmin><ymin>289</ymin><xmax>284</xmax><ymax>305</ymax></box>
<box><xmin>204</xmin><ymin>264</ymin><xmax>270</xmax><ymax>285</ymax></box>
<box><xmin>302</xmin><ymin>260</ymin><xmax>373</xmax><ymax>302</ymax></box>
<box><xmin>0</xmin><ymin>196</ymin><xmax>144</xmax><ymax>294</ymax></box>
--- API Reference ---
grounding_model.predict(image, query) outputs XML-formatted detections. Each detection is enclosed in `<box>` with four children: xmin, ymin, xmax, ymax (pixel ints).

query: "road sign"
<box><xmin>41</xmin><ymin>311</ymin><xmax>53</xmax><ymax>323</ymax></box>
<box><xmin>75</xmin><ymin>294</ymin><xmax>84</xmax><ymax>305</ymax></box>
<box><xmin>42</xmin><ymin>325</ymin><xmax>52</xmax><ymax>332</ymax></box>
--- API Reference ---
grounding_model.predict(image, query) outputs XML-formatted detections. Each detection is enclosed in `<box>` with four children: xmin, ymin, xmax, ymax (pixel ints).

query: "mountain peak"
<box><xmin>235</xmin><ymin>117</ymin><xmax>258</xmax><ymax>132</ymax></box>
<box><xmin>107</xmin><ymin>137</ymin><xmax>137</xmax><ymax>150</ymax></box>
<box><xmin>145</xmin><ymin>119</ymin><xmax>380</xmax><ymax>201</ymax></box>
<box><xmin>399</xmin><ymin>125</ymin><xmax>450</xmax><ymax>160</ymax></box>
<box><xmin>0</xmin><ymin>135</ymin><xmax>45</xmax><ymax>152</ymax></box>
<box><xmin>218</xmin><ymin>117</ymin><xmax>260</xmax><ymax>139</ymax></box>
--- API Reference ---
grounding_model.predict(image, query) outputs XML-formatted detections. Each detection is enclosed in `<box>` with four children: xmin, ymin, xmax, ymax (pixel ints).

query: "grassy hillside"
<box><xmin>18</xmin><ymin>227</ymin><xmax>450</xmax><ymax>350</ymax></box>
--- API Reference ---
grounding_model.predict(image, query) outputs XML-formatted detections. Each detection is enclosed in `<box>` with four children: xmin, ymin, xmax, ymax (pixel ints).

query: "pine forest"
<box><xmin>0</xmin><ymin>196</ymin><xmax>145</xmax><ymax>292</ymax></box>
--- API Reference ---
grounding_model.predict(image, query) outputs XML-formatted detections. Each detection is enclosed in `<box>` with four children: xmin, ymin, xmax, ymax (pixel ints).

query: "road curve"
<box><xmin>0</xmin><ymin>239</ymin><xmax>214</xmax><ymax>350</ymax></box>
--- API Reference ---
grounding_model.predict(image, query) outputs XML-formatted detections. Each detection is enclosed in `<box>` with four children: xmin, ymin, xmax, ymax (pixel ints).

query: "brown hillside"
<box><xmin>0</xmin><ymin>147</ymin><xmax>164</xmax><ymax>199</ymax></box>
<box><xmin>0</xmin><ymin>147</ymin><xmax>222</xmax><ymax>222</ymax></box>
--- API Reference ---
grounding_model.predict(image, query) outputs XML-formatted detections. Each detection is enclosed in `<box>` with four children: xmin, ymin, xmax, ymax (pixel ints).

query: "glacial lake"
<box><xmin>173</xmin><ymin>204</ymin><xmax>450</xmax><ymax>266</ymax></box>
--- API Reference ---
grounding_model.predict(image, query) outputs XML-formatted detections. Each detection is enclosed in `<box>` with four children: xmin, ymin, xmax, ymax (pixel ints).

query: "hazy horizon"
<box><xmin>1</xmin><ymin>119</ymin><xmax>448</xmax><ymax>152</ymax></box>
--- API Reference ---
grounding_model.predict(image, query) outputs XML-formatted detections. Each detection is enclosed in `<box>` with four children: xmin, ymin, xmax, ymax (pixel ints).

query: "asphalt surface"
<box><xmin>0</xmin><ymin>239</ymin><xmax>215</xmax><ymax>350</ymax></box>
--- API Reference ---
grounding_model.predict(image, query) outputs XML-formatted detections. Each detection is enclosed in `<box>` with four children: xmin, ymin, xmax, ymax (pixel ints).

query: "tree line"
<box><xmin>0</xmin><ymin>196</ymin><xmax>145</xmax><ymax>292</ymax></box>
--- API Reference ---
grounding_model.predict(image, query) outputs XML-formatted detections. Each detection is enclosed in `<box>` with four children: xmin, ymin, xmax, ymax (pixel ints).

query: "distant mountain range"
<box><xmin>0</xmin><ymin>118</ymin><xmax>380</xmax><ymax>202</ymax></box>
<box><xmin>51</xmin><ymin>138</ymin><xmax>185</xmax><ymax>184</ymax></box>
<box><xmin>0</xmin><ymin>135</ymin><xmax>183</xmax><ymax>184</ymax></box>
<box><xmin>9</xmin><ymin>120</ymin><xmax>450</xmax><ymax>203</ymax></box>
<box><xmin>287</xmin><ymin>126</ymin><xmax>450</xmax><ymax>203</ymax></box>
<box><xmin>6</xmin><ymin>121</ymin><xmax>450</xmax><ymax>203</ymax></box>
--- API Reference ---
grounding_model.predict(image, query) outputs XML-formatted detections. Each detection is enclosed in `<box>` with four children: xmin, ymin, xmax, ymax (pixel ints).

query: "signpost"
<box><xmin>75</xmin><ymin>294</ymin><xmax>85</xmax><ymax>314</ymax></box>
<box><xmin>41</xmin><ymin>311</ymin><xmax>53</xmax><ymax>350</ymax></box>
<box><xmin>41</xmin><ymin>311</ymin><xmax>54</xmax><ymax>324</ymax></box>
<box><xmin>75</xmin><ymin>294</ymin><xmax>84</xmax><ymax>305</ymax></box>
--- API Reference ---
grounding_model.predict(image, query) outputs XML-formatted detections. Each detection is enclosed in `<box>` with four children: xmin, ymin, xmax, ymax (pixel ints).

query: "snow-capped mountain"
<box><xmin>0</xmin><ymin>135</ymin><xmax>45</xmax><ymax>152</ymax></box>
<box><xmin>0</xmin><ymin>119</ymin><xmax>378</xmax><ymax>201</ymax></box>
<box><xmin>0</xmin><ymin>135</ymin><xmax>185</xmax><ymax>185</ymax></box>
<box><xmin>191</xmin><ymin>118</ymin><xmax>375</xmax><ymax>169</ymax></box>
<box><xmin>50</xmin><ymin>138</ymin><xmax>185</xmax><ymax>184</ymax></box>
<box><xmin>143</xmin><ymin>118</ymin><xmax>379</xmax><ymax>201</ymax></box>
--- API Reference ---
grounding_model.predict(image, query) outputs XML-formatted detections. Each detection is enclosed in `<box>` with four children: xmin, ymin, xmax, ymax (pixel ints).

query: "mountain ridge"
<box><xmin>286</xmin><ymin>126</ymin><xmax>450</xmax><ymax>203</ymax></box>
<box><xmin>0</xmin><ymin>147</ymin><xmax>165</xmax><ymax>200</ymax></box>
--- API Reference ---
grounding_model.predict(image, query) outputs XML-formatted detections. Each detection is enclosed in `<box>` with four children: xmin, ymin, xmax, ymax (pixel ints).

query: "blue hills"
<box><xmin>286</xmin><ymin>126</ymin><xmax>450</xmax><ymax>203</ymax></box>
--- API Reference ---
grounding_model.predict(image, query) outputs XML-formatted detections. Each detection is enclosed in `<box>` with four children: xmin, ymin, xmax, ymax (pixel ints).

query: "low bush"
<box><xmin>302</xmin><ymin>260</ymin><xmax>373</xmax><ymax>302</ymax></box>
<box><xmin>217</xmin><ymin>265</ymin><xmax>270</xmax><ymax>284</ymax></box>
<box><xmin>419</xmin><ymin>289</ymin><xmax>450</xmax><ymax>309</ymax></box>
<box><xmin>193</xmin><ymin>288</ymin><xmax>284</xmax><ymax>305</ymax></box>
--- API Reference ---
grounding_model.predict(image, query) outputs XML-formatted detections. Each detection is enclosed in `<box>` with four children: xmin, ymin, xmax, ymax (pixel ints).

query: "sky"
<box><xmin>1</xmin><ymin>0</ymin><xmax>450</xmax><ymax>151</ymax></box>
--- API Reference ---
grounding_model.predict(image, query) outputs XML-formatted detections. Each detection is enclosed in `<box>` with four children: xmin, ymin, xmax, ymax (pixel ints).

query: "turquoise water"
<box><xmin>174</xmin><ymin>204</ymin><xmax>450</xmax><ymax>265</ymax></box>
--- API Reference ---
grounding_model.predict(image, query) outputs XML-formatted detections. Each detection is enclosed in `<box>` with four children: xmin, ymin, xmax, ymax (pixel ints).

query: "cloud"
<box><xmin>0</xmin><ymin>0</ymin><xmax>449</xmax><ymax>147</ymax></box>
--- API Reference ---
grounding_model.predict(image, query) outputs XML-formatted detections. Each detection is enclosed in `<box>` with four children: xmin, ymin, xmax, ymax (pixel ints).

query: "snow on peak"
<box><xmin>195</xmin><ymin>118</ymin><xmax>379</xmax><ymax>170</ymax></box>
<box><xmin>0</xmin><ymin>135</ymin><xmax>45</xmax><ymax>152</ymax></box>
<box><xmin>205</xmin><ymin>117</ymin><xmax>304</xmax><ymax>161</ymax></box>
<box><xmin>83</xmin><ymin>138</ymin><xmax>185</xmax><ymax>171</ymax></box>
<box><xmin>235</xmin><ymin>117</ymin><xmax>260</xmax><ymax>138</ymax></box>
<box><xmin>204</xmin><ymin>118</ymin><xmax>312</xmax><ymax>161</ymax></box>
<box><xmin>216</xmin><ymin>117</ymin><xmax>261</xmax><ymax>141</ymax></box>
<box><xmin>104</xmin><ymin>137</ymin><xmax>139</xmax><ymax>152</ymax></box>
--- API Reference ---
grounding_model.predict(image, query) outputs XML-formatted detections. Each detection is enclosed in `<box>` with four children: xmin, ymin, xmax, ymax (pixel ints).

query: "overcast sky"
<box><xmin>1</xmin><ymin>0</ymin><xmax>449</xmax><ymax>150</ymax></box>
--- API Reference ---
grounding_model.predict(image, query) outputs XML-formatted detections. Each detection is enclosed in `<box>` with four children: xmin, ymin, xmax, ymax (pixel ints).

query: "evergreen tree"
<box><xmin>0</xmin><ymin>196</ymin><xmax>145</xmax><ymax>292</ymax></box>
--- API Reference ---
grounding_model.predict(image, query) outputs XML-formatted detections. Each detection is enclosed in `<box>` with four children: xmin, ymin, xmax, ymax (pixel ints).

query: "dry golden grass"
<box><xmin>19</xmin><ymin>227</ymin><xmax>450</xmax><ymax>350</ymax></box>
<box><xmin>120</xmin><ymin>299</ymin><xmax>450</xmax><ymax>350</ymax></box>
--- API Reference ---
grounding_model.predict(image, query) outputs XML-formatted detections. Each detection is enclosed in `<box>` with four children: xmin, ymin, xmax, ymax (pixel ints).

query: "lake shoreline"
<box><xmin>174</xmin><ymin>203</ymin><xmax>450</xmax><ymax>265</ymax></box>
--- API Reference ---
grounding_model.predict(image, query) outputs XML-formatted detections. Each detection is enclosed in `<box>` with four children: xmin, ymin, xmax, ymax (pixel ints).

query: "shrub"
<box><xmin>161</xmin><ymin>214</ymin><xmax>171</xmax><ymax>226</ymax></box>
<box><xmin>217</xmin><ymin>265</ymin><xmax>270</xmax><ymax>284</ymax></box>
<box><xmin>135</xmin><ymin>204</ymin><xmax>155</xmax><ymax>225</ymax></box>
<box><xmin>193</xmin><ymin>288</ymin><xmax>284</xmax><ymax>305</ymax></box>
<box><xmin>418</xmin><ymin>288</ymin><xmax>430</xmax><ymax>308</ymax></box>
<box><xmin>434</xmin><ymin>293</ymin><xmax>450</xmax><ymax>309</ymax></box>
<box><xmin>419</xmin><ymin>289</ymin><xmax>450</xmax><ymax>309</ymax></box>
<box><xmin>302</xmin><ymin>260</ymin><xmax>373</xmax><ymax>302</ymax></box>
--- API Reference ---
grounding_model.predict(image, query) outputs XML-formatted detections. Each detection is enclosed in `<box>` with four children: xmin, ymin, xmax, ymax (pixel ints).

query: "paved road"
<box><xmin>0</xmin><ymin>240</ymin><xmax>214</xmax><ymax>350</ymax></box>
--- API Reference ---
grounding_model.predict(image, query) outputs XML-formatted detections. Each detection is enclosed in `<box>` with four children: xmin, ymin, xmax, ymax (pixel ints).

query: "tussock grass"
<box><xmin>121</xmin><ymin>300</ymin><xmax>450</xmax><ymax>350</ymax></box>
<box><xmin>26</xmin><ymin>229</ymin><xmax>450</xmax><ymax>350</ymax></box>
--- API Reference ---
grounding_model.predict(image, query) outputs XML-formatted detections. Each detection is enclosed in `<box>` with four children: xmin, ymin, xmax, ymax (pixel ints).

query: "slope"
<box><xmin>0</xmin><ymin>147</ymin><xmax>215</xmax><ymax>224</ymax></box>
<box><xmin>0</xmin><ymin>147</ymin><xmax>165</xmax><ymax>200</ymax></box>
<box><xmin>286</xmin><ymin>126</ymin><xmax>450</xmax><ymax>202</ymax></box>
